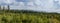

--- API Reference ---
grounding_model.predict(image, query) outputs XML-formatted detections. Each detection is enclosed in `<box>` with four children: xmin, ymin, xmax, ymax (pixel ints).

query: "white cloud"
<box><xmin>0</xmin><ymin>0</ymin><xmax>15</xmax><ymax>5</ymax></box>
<box><xmin>1</xmin><ymin>0</ymin><xmax>60</xmax><ymax>13</ymax></box>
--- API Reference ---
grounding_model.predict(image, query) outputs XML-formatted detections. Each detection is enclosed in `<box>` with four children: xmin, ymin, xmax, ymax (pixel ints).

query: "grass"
<box><xmin>0</xmin><ymin>10</ymin><xmax>60</xmax><ymax>23</ymax></box>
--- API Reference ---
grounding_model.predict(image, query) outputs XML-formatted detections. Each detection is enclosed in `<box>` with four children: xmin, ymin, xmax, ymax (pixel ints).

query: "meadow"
<box><xmin>0</xmin><ymin>10</ymin><xmax>60</xmax><ymax>23</ymax></box>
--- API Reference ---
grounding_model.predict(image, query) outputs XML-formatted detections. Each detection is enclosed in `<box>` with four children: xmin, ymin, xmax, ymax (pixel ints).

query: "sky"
<box><xmin>0</xmin><ymin>0</ymin><xmax>60</xmax><ymax>13</ymax></box>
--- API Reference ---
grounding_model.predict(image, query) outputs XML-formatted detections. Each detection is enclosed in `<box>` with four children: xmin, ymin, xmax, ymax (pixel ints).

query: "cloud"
<box><xmin>0</xmin><ymin>0</ymin><xmax>15</xmax><ymax>5</ymax></box>
<box><xmin>1</xmin><ymin>0</ymin><xmax>60</xmax><ymax>13</ymax></box>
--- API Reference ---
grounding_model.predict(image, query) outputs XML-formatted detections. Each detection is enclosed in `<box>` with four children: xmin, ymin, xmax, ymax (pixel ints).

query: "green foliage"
<box><xmin>0</xmin><ymin>10</ymin><xmax>60</xmax><ymax>23</ymax></box>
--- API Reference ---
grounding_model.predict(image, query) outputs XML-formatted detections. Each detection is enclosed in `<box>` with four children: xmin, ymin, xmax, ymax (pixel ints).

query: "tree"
<box><xmin>3</xmin><ymin>6</ymin><xmax>5</xmax><ymax>11</ymax></box>
<box><xmin>0</xmin><ymin>5</ymin><xmax>1</xmax><ymax>10</ymax></box>
<box><xmin>8</xmin><ymin>5</ymin><xmax>10</xmax><ymax>11</ymax></box>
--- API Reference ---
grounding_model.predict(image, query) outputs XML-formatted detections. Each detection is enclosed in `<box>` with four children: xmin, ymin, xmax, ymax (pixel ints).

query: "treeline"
<box><xmin>4</xmin><ymin>10</ymin><xmax>59</xmax><ymax>14</ymax></box>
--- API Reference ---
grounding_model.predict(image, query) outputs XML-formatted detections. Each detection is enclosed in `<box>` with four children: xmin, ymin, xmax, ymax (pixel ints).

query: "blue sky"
<box><xmin>0</xmin><ymin>0</ymin><xmax>60</xmax><ymax>13</ymax></box>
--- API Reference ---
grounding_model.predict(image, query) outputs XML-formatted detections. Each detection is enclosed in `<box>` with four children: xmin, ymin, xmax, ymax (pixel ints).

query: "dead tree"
<box><xmin>8</xmin><ymin>5</ymin><xmax>10</xmax><ymax>11</ymax></box>
<box><xmin>0</xmin><ymin>5</ymin><xmax>1</xmax><ymax>10</ymax></box>
<box><xmin>3</xmin><ymin>6</ymin><xmax>5</xmax><ymax>11</ymax></box>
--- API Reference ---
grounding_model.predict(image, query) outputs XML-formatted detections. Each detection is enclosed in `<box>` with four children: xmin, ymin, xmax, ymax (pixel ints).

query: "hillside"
<box><xmin>0</xmin><ymin>10</ymin><xmax>60</xmax><ymax>23</ymax></box>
